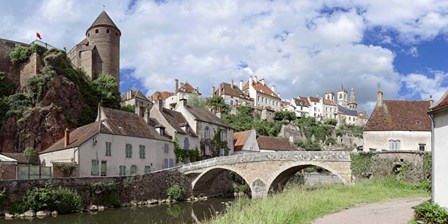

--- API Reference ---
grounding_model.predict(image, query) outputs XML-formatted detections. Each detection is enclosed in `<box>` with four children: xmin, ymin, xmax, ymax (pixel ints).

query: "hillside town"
<box><xmin>0</xmin><ymin>6</ymin><xmax>446</xmax><ymax>224</ymax></box>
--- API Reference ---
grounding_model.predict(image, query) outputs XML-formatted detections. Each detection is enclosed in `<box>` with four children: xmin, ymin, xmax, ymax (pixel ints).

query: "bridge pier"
<box><xmin>251</xmin><ymin>178</ymin><xmax>269</xmax><ymax>199</ymax></box>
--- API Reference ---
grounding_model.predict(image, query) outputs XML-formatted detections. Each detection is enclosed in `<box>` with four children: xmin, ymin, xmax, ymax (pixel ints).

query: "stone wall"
<box><xmin>0</xmin><ymin>164</ymin><xmax>16</xmax><ymax>180</ymax></box>
<box><xmin>0</xmin><ymin>169</ymin><xmax>191</xmax><ymax>212</ymax></box>
<box><xmin>304</xmin><ymin>172</ymin><xmax>342</xmax><ymax>186</ymax></box>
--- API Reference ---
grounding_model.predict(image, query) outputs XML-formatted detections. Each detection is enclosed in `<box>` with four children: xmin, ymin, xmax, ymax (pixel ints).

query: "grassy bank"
<box><xmin>208</xmin><ymin>178</ymin><xmax>429</xmax><ymax>224</ymax></box>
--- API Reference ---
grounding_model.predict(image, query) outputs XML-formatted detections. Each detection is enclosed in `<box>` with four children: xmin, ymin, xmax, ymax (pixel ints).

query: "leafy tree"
<box><xmin>24</xmin><ymin>147</ymin><xmax>36</xmax><ymax>179</ymax></box>
<box><xmin>91</xmin><ymin>74</ymin><xmax>120</xmax><ymax>109</ymax></box>
<box><xmin>206</xmin><ymin>96</ymin><xmax>230</xmax><ymax>114</ymax></box>
<box><xmin>120</xmin><ymin>104</ymin><xmax>136</xmax><ymax>113</ymax></box>
<box><xmin>187</xmin><ymin>93</ymin><xmax>206</xmax><ymax>108</ymax></box>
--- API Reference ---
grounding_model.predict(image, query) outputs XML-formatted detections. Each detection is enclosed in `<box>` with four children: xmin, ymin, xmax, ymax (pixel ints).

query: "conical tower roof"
<box><xmin>87</xmin><ymin>11</ymin><xmax>121</xmax><ymax>35</ymax></box>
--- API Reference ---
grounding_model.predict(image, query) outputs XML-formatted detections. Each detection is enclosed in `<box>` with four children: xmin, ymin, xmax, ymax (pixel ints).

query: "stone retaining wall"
<box><xmin>0</xmin><ymin>170</ymin><xmax>191</xmax><ymax>212</ymax></box>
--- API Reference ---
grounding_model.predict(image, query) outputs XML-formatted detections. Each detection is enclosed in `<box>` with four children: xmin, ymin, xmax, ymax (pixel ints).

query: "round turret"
<box><xmin>86</xmin><ymin>11</ymin><xmax>121</xmax><ymax>83</ymax></box>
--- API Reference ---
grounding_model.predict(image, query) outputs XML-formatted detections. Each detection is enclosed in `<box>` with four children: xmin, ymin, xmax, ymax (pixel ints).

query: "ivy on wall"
<box><xmin>173</xmin><ymin>135</ymin><xmax>200</xmax><ymax>163</ymax></box>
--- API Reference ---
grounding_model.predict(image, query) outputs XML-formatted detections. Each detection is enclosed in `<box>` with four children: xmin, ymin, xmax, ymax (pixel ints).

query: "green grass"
<box><xmin>208</xmin><ymin>178</ymin><xmax>429</xmax><ymax>224</ymax></box>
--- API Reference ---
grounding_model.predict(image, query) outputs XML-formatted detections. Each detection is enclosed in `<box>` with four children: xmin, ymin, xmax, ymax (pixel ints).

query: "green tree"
<box><xmin>188</xmin><ymin>93</ymin><xmax>206</xmax><ymax>108</ymax></box>
<box><xmin>206</xmin><ymin>96</ymin><xmax>230</xmax><ymax>114</ymax></box>
<box><xmin>91</xmin><ymin>74</ymin><xmax>121</xmax><ymax>109</ymax></box>
<box><xmin>24</xmin><ymin>147</ymin><xmax>36</xmax><ymax>179</ymax></box>
<box><xmin>120</xmin><ymin>104</ymin><xmax>136</xmax><ymax>113</ymax></box>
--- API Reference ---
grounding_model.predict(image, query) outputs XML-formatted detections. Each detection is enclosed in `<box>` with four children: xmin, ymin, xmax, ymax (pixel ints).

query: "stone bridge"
<box><xmin>179</xmin><ymin>151</ymin><xmax>352</xmax><ymax>199</ymax></box>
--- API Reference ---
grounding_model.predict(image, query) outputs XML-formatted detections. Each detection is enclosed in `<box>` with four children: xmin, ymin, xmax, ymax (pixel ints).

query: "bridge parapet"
<box><xmin>180</xmin><ymin>151</ymin><xmax>351</xmax><ymax>173</ymax></box>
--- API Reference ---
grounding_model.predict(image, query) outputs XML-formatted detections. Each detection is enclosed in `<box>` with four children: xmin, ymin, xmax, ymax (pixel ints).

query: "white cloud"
<box><xmin>1</xmin><ymin>0</ymin><xmax>448</xmax><ymax>114</ymax></box>
<box><xmin>401</xmin><ymin>71</ymin><xmax>448</xmax><ymax>102</ymax></box>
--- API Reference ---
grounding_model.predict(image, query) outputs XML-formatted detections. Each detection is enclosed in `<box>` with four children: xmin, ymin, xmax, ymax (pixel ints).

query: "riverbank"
<box><xmin>207</xmin><ymin>178</ymin><xmax>429</xmax><ymax>224</ymax></box>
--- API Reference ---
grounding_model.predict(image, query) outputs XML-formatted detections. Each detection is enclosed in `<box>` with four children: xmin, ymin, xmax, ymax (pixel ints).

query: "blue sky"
<box><xmin>1</xmin><ymin>0</ymin><xmax>448</xmax><ymax>114</ymax></box>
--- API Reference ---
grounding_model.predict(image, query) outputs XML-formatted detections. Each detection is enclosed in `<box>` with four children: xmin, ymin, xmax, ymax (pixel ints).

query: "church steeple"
<box><xmin>348</xmin><ymin>87</ymin><xmax>357</xmax><ymax>110</ymax></box>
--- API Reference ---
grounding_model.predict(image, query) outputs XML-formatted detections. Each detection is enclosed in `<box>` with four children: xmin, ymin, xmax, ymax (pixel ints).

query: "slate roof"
<box><xmin>337</xmin><ymin>105</ymin><xmax>358</xmax><ymax>116</ymax></box>
<box><xmin>186</xmin><ymin>105</ymin><xmax>232</xmax><ymax>128</ymax></box>
<box><xmin>429</xmin><ymin>91</ymin><xmax>448</xmax><ymax>113</ymax></box>
<box><xmin>40</xmin><ymin>107</ymin><xmax>170</xmax><ymax>154</ymax></box>
<box><xmin>149</xmin><ymin>91</ymin><xmax>174</xmax><ymax>101</ymax></box>
<box><xmin>365</xmin><ymin>100</ymin><xmax>431</xmax><ymax>131</ymax></box>
<box><xmin>215</xmin><ymin>82</ymin><xmax>252</xmax><ymax>99</ymax></box>
<box><xmin>88</xmin><ymin>11</ymin><xmax>120</xmax><ymax>35</ymax></box>
<box><xmin>160</xmin><ymin>108</ymin><xmax>196</xmax><ymax>136</ymax></box>
<box><xmin>242</xmin><ymin>79</ymin><xmax>280</xmax><ymax>99</ymax></box>
<box><xmin>233</xmin><ymin>130</ymin><xmax>252</xmax><ymax>151</ymax></box>
<box><xmin>257</xmin><ymin>136</ymin><xmax>296</xmax><ymax>151</ymax></box>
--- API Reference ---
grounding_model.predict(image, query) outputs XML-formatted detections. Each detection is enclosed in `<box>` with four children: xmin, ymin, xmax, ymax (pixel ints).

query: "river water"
<box><xmin>1</xmin><ymin>198</ymin><xmax>234</xmax><ymax>224</ymax></box>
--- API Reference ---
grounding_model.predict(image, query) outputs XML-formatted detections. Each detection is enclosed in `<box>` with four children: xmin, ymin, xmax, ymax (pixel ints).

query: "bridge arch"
<box><xmin>268</xmin><ymin>162</ymin><xmax>346</xmax><ymax>194</ymax></box>
<box><xmin>190</xmin><ymin>166</ymin><xmax>252</xmax><ymax>197</ymax></box>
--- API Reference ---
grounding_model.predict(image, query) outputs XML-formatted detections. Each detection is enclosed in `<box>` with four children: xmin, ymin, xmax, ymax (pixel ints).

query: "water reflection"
<box><xmin>1</xmin><ymin>198</ymin><xmax>233</xmax><ymax>224</ymax></box>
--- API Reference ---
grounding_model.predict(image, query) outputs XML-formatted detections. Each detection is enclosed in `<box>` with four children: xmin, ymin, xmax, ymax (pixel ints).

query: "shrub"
<box><xmin>166</xmin><ymin>184</ymin><xmax>186</xmax><ymax>201</ymax></box>
<box><xmin>9</xmin><ymin>44</ymin><xmax>47</xmax><ymax>64</ymax></box>
<box><xmin>18</xmin><ymin>186</ymin><xmax>81</xmax><ymax>213</ymax></box>
<box><xmin>103</xmin><ymin>192</ymin><xmax>121</xmax><ymax>207</ymax></box>
<box><xmin>351</xmin><ymin>152</ymin><xmax>373</xmax><ymax>179</ymax></box>
<box><xmin>414</xmin><ymin>201</ymin><xmax>448</xmax><ymax>224</ymax></box>
<box><xmin>304</xmin><ymin>141</ymin><xmax>321</xmax><ymax>151</ymax></box>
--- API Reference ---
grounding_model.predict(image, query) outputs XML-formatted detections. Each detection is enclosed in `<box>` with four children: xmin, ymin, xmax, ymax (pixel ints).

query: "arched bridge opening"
<box><xmin>269</xmin><ymin>164</ymin><xmax>344</xmax><ymax>194</ymax></box>
<box><xmin>191</xmin><ymin>168</ymin><xmax>251</xmax><ymax>197</ymax></box>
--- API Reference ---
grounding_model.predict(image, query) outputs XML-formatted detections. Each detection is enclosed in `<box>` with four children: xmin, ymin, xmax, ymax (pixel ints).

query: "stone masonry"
<box><xmin>179</xmin><ymin>151</ymin><xmax>352</xmax><ymax>198</ymax></box>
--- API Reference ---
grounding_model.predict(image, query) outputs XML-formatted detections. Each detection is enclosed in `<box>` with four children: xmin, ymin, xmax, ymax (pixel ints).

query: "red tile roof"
<box><xmin>294</xmin><ymin>97</ymin><xmax>311</xmax><ymax>107</ymax></box>
<box><xmin>257</xmin><ymin>136</ymin><xmax>296</xmax><ymax>151</ymax></box>
<box><xmin>365</xmin><ymin>100</ymin><xmax>431</xmax><ymax>131</ymax></box>
<box><xmin>429</xmin><ymin>91</ymin><xmax>448</xmax><ymax>113</ymax></box>
<box><xmin>242</xmin><ymin>78</ymin><xmax>280</xmax><ymax>99</ymax></box>
<box><xmin>308</xmin><ymin>96</ymin><xmax>320</xmax><ymax>103</ymax></box>
<box><xmin>40</xmin><ymin>107</ymin><xmax>171</xmax><ymax>154</ymax></box>
<box><xmin>215</xmin><ymin>82</ymin><xmax>252</xmax><ymax>99</ymax></box>
<box><xmin>149</xmin><ymin>91</ymin><xmax>174</xmax><ymax>101</ymax></box>
<box><xmin>177</xmin><ymin>82</ymin><xmax>201</xmax><ymax>95</ymax></box>
<box><xmin>121</xmin><ymin>90</ymin><xmax>151</xmax><ymax>102</ymax></box>
<box><xmin>323</xmin><ymin>99</ymin><xmax>336</xmax><ymax>106</ymax></box>
<box><xmin>233</xmin><ymin>130</ymin><xmax>252</xmax><ymax>151</ymax></box>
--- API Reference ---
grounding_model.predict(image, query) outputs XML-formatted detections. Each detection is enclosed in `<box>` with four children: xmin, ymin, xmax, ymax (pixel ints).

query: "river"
<box><xmin>0</xmin><ymin>197</ymin><xmax>234</xmax><ymax>224</ymax></box>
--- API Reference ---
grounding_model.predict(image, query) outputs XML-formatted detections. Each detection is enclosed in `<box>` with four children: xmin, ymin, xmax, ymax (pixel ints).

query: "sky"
<box><xmin>1</xmin><ymin>0</ymin><xmax>448</xmax><ymax>114</ymax></box>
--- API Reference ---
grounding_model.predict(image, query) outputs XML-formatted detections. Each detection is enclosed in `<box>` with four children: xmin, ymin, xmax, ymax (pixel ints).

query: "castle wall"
<box><xmin>87</xmin><ymin>26</ymin><xmax>120</xmax><ymax>82</ymax></box>
<box><xmin>19</xmin><ymin>52</ymin><xmax>43</xmax><ymax>87</ymax></box>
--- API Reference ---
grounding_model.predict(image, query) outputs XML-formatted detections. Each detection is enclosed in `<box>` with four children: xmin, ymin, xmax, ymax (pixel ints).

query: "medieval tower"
<box><xmin>68</xmin><ymin>11</ymin><xmax>121</xmax><ymax>83</ymax></box>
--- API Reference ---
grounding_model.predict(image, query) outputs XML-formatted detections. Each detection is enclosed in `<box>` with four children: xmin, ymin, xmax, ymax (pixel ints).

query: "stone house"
<box><xmin>175</xmin><ymin>99</ymin><xmax>234</xmax><ymax>158</ymax></box>
<box><xmin>121</xmin><ymin>89</ymin><xmax>153</xmax><ymax>117</ymax></box>
<box><xmin>164</xmin><ymin>79</ymin><xmax>201</xmax><ymax>109</ymax></box>
<box><xmin>363</xmin><ymin>88</ymin><xmax>431</xmax><ymax>152</ymax></box>
<box><xmin>428</xmin><ymin>92</ymin><xmax>448</xmax><ymax>208</ymax></box>
<box><xmin>257</xmin><ymin>136</ymin><xmax>297</xmax><ymax>152</ymax></box>
<box><xmin>39</xmin><ymin>107</ymin><xmax>175</xmax><ymax>177</ymax></box>
<box><xmin>150</xmin><ymin>100</ymin><xmax>199</xmax><ymax>151</ymax></box>
<box><xmin>233</xmin><ymin>130</ymin><xmax>259</xmax><ymax>154</ymax></box>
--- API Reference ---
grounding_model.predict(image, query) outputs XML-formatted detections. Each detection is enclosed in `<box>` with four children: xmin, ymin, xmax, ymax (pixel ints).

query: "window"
<box><xmin>130</xmin><ymin>165</ymin><xmax>137</xmax><ymax>175</ymax></box>
<box><xmin>339</xmin><ymin>93</ymin><xmax>342</xmax><ymax>99</ymax></box>
<box><xmin>220</xmin><ymin>148</ymin><xmax>225</xmax><ymax>156</ymax></box>
<box><xmin>419</xmin><ymin>144</ymin><xmax>426</xmax><ymax>151</ymax></box>
<box><xmin>388</xmin><ymin>140</ymin><xmax>401</xmax><ymax>151</ymax></box>
<box><xmin>139</xmin><ymin>145</ymin><xmax>146</xmax><ymax>159</ymax></box>
<box><xmin>164</xmin><ymin>144</ymin><xmax>170</xmax><ymax>154</ymax></box>
<box><xmin>125</xmin><ymin>144</ymin><xmax>132</xmax><ymax>158</ymax></box>
<box><xmin>169</xmin><ymin>159</ymin><xmax>174</xmax><ymax>167</ymax></box>
<box><xmin>106</xmin><ymin>29</ymin><xmax>109</xmax><ymax>33</ymax></box>
<box><xmin>184</xmin><ymin>137</ymin><xmax>190</xmax><ymax>149</ymax></box>
<box><xmin>91</xmin><ymin>160</ymin><xmax>99</xmax><ymax>176</ymax></box>
<box><xmin>205</xmin><ymin>126</ymin><xmax>210</xmax><ymax>139</ymax></box>
<box><xmin>119</xmin><ymin>166</ymin><xmax>126</xmax><ymax>176</ymax></box>
<box><xmin>95</xmin><ymin>29</ymin><xmax>99</xmax><ymax>33</ymax></box>
<box><xmin>101</xmin><ymin>161</ymin><xmax>107</xmax><ymax>176</ymax></box>
<box><xmin>105</xmin><ymin>142</ymin><xmax>111</xmax><ymax>156</ymax></box>
<box><xmin>220</xmin><ymin>130</ymin><xmax>226</xmax><ymax>141</ymax></box>
<box><xmin>163</xmin><ymin>159</ymin><xmax>169</xmax><ymax>169</ymax></box>
<box><xmin>144</xmin><ymin>166</ymin><xmax>151</xmax><ymax>174</ymax></box>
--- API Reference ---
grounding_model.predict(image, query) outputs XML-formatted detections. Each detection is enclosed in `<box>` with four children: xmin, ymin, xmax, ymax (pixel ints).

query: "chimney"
<box><xmin>144</xmin><ymin>107</ymin><xmax>150</xmax><ymax>124</ymax></box>
<box><xmin>155</xmin><ymin>100</ymin><xmax>163</xmax><ymax>112</ymax></box>
<box><xmin>254</xmin><ymin>75</ymin><xmax>258</xmax><ymax>83</ymax></box>
<box><xmin>212</xmin><ymin>86</ymin><xmax>216</xmax><ymax>97</ymax></box>
<box><xmin>239</xmin><ymin>80</ymin><xmax>243</xmax><ymax>90</ymax></box>
<box><xmin>272</xmin><ymin>84</ymin><xmax>275</xmax><ymax>93</ymax></box>
<box><xmin>64</xmin><ymin>128</ymin><xmax>70</xmax><ymax>147</ymax></box>
<box><xmin>180</xmin><ymin>98</ymin><xmax>187</xmax><ymax>107</ymax></box>
<box><xmin>127</xmin><ymin>90</ymin><xmax>132</xmax><ymax>100</ymax></box>
<box><xmin>377</xmin><ymin>85</ymin><xmax>383</xmax><ymax>107</ymax></box>
<box><xmin>175</xmin><ymin>79</ymin><xmax>179</xmax><ymax>92</ymax></box>
<box><xmin>430</xmin><ymin>95</ymin><xmax>434</xmax><ymax>108</ymax></box>
<box><xmin>231</xmin><ymin>80</ymin><xmax>234</xmax><ymax>89</ymax></box>
<box><xmin>249</xmin><ymin>76</ymin><xmax>253</xmax><ymax>86</ymax></box>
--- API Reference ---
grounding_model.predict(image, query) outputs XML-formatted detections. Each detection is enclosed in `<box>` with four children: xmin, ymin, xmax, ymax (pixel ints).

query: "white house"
<box><xmin>363</xmin><ymin>88</ymin><xmax>431</xmax><ymax>152</ymax></box>
<box><xmin>233</xmin><ymin>130</ymin><xmax>259</xmax><ymax>154</ymax></box>
<box><xmin>290</xmin><ymin>97</ymin><xmax>311</xmax><ymax>118</ymax></box>
<box><xmin>175</xmin><ymin>99</ymin><xmax>234</xmax><ymax>158</ymax></box>
<box><xmin>164</xmin><ymin>80</ymin><xmax>201</xmax><ymax>109</ymax></box>
<box><xmin>242</xmin><ymin>76</ymin><xmax>281</xmax><ymax>112</ymax></box>
<box><xmin>150</xmin><ymin>100</ymin><xmax>199</xmax><ymax>151</ymax></box>
<box><xmin>213</xmin><ymin>81</ymin><xmax>254</xmax><ymax>109</ymax></box>
<box><xmin>428</xmin><ymin>93</ymin><xmax>448</xmax><ymax>208</ymax></box>
<box><xmin>39</xmin><ymin>107</ymin><xmax>175</xmax><ymax>177</ymax></box>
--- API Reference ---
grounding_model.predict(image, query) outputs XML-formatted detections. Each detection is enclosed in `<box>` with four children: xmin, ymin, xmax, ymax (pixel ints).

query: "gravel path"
<box><xmin>312</xmin><ymin>197</ymin><xmax>429</xmax><ymax>224</ymax></box>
